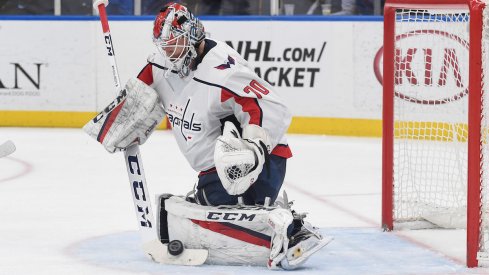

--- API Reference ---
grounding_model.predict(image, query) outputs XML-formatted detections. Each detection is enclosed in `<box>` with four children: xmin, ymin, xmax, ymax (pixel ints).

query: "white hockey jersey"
<box><xmin>137</xmin><ymin>39</ymin><xmax>292</xmax><ymax>172</ymax></box>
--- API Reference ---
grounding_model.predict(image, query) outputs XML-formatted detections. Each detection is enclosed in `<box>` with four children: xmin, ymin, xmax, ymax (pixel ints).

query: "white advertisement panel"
<box><xmin>206</xmin><ymin>21</ymin><xmax>357</xmax><ymax>118</ymax></box>
<box><xmin>0</xmin><ymin>19</ymin><xmax>387</xmax><ymax>119</ymax></box>
<box><xmin>0</xmin><ymin>18</ymin><xmax>392</xmax><ymax>127</ymax></box>
<box><xmin>93</xmin><ymin>20</ymin><xmax>155</xmax><ymax>108</ymax></box>
<box><xmin>0</xmin><ymin>21</ymin><xmax>97</xmax><ymax>111</ymax></box>
<box><xmin>2</xmin><ymin>18</ymin><xmax>470</xmax><ymax>126</ymax></box>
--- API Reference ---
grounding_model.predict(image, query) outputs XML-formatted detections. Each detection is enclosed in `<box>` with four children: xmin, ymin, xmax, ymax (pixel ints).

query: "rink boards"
<box><xmin>0</xmin><ymin>16</ymin><xmax>465</xmax><ymax>137</ymax></box>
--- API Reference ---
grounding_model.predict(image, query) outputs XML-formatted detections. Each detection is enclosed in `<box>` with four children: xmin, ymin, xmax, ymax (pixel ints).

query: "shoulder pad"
<box><xmin>194</xmin><ymin>41</ymin><xmax>254</xmax><ymax>89</ymax></box>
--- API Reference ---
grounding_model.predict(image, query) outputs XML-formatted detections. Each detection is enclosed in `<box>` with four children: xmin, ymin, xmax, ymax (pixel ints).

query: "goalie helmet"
<box><xmin>152</xmin><ymin>2</ymin><xmax>205</xmax><ymax>77</ymax></box>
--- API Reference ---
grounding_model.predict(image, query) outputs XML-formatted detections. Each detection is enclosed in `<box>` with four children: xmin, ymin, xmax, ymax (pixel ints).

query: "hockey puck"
<box><xmin>168</xmin><ymin>240</ymin><xmax>184</xmax><ymax>256</ymax></box>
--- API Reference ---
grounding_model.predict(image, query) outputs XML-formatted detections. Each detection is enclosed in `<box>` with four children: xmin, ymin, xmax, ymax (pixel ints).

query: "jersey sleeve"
<box><xmin>136</xmin><ymin>54</ymin><xmax>170</xmax><ymax>114</ymax></box>
<box><xmin>221</xmin><ymin>66</ymin><xmax>292</xmax><ymax>151</ymax></box>
<box><xmin>137</xmin><ymin>63</ymin><xmax>153</xmax><ymax>86</ymax></box>
<box><xmin>137</xmin><ymin>53</ymin><xmax>165</xmax><ymax>87</ymax></box>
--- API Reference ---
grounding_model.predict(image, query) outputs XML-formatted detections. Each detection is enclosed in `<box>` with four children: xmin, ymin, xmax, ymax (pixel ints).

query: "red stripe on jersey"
<box><xmin>137</xmin><ymin>63</ymin><xmax>154</xmax><ymax>85</ymax></box>
<box><xmin>272</xmin><ymin>145</ymin><xmax>293</xmax><ymax>159</ymax></box>
<box><xmin>165</xmin><ymin>116</ymin><xmax>172</xmax><ymax>129</ymax></box>
<box><xmin>97</xmin><ymin>100</ymin><xmax>126</xmax><ymax>143</ymax></box>
<box><xmin>221</xmin><ymin>89</ymin><xmax>262</xmax><ymax>125</ymax></box>
<box><xmin>199</xmin><ymin>167</ymin><xmax>216</xmax><ymax>176</ymax></box>
<box><xmin>191</xmin><ymin>219</ymin><xmax>271</xmax><ymax>248</ymax></box>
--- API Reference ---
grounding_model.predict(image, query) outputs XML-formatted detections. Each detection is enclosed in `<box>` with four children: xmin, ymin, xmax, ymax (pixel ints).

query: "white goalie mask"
<box><xmin>152</xmin><ymin>3</ymin><xmax>205</xmax><ymax>77</ymax></box>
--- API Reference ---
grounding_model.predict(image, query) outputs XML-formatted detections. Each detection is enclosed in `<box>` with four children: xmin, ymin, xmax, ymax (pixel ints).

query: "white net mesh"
<box><xmin>480</xmin><ymin>4</ymin><xmax>489</xmax><ymax>260</ymax></box>
<box><xmin>392</xmin><ymin>9</ymin><xmax>470</xmax><ymax>228</ymax></box>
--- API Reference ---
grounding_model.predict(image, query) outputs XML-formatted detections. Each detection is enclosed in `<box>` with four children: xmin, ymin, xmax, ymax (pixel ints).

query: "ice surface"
<box><xmin>0</xmin><ymin>128</ymin><xmax>486</xmax><ymax>274</ymax></box>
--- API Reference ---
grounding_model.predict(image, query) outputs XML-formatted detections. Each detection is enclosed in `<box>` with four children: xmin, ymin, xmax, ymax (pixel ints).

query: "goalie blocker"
<box><xmin>83</xmin><ymin>77</ymin><xmax>165</xmax><ymax>153</ymax></box>
<box><xmin>156</xmin><ymin>194</ymin><xmax>332</xmax><ymax>269</ymax></box>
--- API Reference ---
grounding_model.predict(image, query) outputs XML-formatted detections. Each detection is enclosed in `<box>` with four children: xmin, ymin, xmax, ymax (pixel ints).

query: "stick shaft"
<box><xmin>94</xmin><ymin>3</ymin><xmax>156</xmax><ymax>244</ymax></box>
<box><xmin>96</xmin><ymin>3</ymin><xmax>122</xmax><ymax>92</ymax></box>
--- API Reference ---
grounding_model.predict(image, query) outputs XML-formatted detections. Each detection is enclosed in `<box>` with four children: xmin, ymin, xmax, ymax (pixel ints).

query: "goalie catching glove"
<box><xmin>83</xmin><ymin>77</ymin><xmax>165</xmax><ymax>153</ymax></box>
<box><xmin>214</xmin><ymin>122</ymin><xmax>272</xmax><ymax>195</ymax></box>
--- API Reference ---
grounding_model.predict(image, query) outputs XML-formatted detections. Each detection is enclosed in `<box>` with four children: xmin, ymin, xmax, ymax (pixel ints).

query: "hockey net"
<box><xmin>382</xmin><ymin>0</ymin><xmax>489</xmax><ymax>267</ymax></box>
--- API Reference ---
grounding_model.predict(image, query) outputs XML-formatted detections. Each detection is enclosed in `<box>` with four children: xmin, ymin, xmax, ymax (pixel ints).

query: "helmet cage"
<box><xmin>152</xmin><ymin>3</ymin><xmax>204</xmax><ymax>77</ymax></box>
<box><xmin>153</xmin><ymin>31</ymin><xmax>196</xmax><ymax>76</ymax></box>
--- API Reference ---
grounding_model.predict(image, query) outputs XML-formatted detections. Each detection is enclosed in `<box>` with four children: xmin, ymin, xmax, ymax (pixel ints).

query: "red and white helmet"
<box><xmin>153</xmin><ymin>2</ymin><xmax>205</xmax><ymax>77</ymax></box>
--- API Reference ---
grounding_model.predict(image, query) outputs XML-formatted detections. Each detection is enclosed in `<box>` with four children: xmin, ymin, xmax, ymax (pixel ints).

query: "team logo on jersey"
<box><xmin>167</xmin><ymin>99</ymin><xmax>202</xmax><ymax>141</ymax></box>
<box><xmin>214</xmin><ymin>55</ymin><xmax>235</xmax><ymax>70</ymax></box>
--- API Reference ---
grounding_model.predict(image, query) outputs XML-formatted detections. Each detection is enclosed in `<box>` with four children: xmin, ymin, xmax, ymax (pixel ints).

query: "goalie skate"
<box><xmin>142</xmin><ymin>239</ymin><xmax>208</xmax><ymax>266</ymax></box>
<box><xmin>280</xmin><ymin>227</ymin><xmax>333</xmax><ymax>269</ymax></box>
<box><xmin>272</xmin><ymin>212</ymin><xmax>333</xmax><ymax>270</ymax></box>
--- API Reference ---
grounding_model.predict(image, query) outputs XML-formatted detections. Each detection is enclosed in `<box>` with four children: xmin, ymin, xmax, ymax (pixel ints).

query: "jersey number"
<box><xmin>243</xmin><ymin>80</ymin><xmax>269</xmax><ymax>99</ymax></box>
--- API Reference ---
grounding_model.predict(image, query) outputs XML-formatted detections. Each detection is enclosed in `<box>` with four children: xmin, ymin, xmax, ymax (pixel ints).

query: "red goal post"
<box><xmin>382</xmin><ymin>0</ymin><xmax>486</xmax><ymax>267</ymax></box>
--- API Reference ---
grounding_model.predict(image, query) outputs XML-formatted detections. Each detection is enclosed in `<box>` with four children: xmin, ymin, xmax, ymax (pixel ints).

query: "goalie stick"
<box><xmin>92</xmin><ymin>0</ymin><xmax>207</xmax><ymax>265</ymax></box>
<box><xmin>0</xmin><ymin>140</ymin><xmax>15</xmax><ymax>158</ymax></box>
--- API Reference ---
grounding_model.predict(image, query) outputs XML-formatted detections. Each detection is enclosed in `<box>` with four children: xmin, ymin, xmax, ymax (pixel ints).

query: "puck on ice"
<box><xmin>168</xmin><ymin>240</ymin><xmax>184</xmax><ymax>256</ymax></box>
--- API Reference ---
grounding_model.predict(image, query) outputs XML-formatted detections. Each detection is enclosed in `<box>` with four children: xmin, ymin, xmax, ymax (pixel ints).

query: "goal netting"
<box><xmin>392</xmin><ymin>9</ymin><xmax>469</xmax><ymax>229</ymax></box>
<box><xmin>382</xmin><ymin>0</ymin><xmax>489</xmax><ymax>267</ymax></box>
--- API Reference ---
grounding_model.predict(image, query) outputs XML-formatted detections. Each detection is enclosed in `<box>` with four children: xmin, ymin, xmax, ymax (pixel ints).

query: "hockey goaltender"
<box><xmin>84</xmin><ymin>1</ymin><xmax>332</xmax><ymax>270</ymax></box>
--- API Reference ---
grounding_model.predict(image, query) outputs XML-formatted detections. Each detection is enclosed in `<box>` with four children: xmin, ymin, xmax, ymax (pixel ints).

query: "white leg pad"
<box><xmin>267</xmin><ymin>208</ymin><xmax>294</xmax><ymax>268</ymax></box>
<box><xmin>158</xmin><ymin>195</ymin><xmax>331</xmax><ymax>268</ymax></box>
<box><xmin>163</xmin><ymin>196</ymin><xmax>273</xmax><ymax>266</ymax></box>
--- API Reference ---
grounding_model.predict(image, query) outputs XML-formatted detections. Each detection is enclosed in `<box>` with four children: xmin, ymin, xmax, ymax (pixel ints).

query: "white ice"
<box><xmin>0</xmin><ymin>128</ymin><xmax>487</xmax><ymax>274</ymax></box>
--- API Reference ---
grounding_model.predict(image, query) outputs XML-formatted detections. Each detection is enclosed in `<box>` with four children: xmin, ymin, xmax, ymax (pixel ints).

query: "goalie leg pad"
<box><xmin>161</xmin><ymin>195</ymin><xmax>274</xmax><ymax>266</ymax></box>
<box><xmin>158</xmin><ymin>195</ymin><xmax>331</xmax><ymax>269</ymax></box>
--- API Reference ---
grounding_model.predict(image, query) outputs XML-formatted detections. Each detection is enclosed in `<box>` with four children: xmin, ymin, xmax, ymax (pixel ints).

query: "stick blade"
<box><xmin>0</xmin><ymin>140</ymin><xmax>16</xmax><ymax>158</ymax></box>
<box><xmin>143</xmin><ymin>239</ymin><xmax>208</xmax><ymax>266</ymax></box>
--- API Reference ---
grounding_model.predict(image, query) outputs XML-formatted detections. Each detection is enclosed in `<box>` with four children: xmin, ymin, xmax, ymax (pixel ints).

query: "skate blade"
<box><xmin>287</xmin><ymin>235</ymin><xmax>333</xmax><ymax>267</ymax></box>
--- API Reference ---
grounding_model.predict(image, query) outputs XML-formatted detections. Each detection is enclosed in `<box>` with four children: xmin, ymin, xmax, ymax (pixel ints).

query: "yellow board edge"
<box><xmin>0</xmin><ymin>111</ymin><xmax>381</xmax><ymax>137</ymax></box>
<box><xmin>289</xmin><ymin>117</ymin><xmax>382</xmax><ymax>137</ymax></box>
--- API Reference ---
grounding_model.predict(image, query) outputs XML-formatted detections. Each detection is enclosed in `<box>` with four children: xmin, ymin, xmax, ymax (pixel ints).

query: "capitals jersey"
<box><xmin>137</xmin><ymin>39</ymin><xmax>292</xmax><ymax>172</ymax></box>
